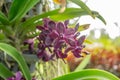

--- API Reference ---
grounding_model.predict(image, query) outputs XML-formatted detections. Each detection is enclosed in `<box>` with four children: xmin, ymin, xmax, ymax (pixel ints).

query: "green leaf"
<box><xmin>8</xmin><ymin>0</ymin><xmax>27</xmax><ymax>20</ymax></box>
<box><xmin>20</xmin><ymin>8</ymin><xmax>87</xmax><ymax>37</ymax></box>
<box><xmin>21</xmin><ymin>8</ymin><xmax>90</xmax><ymax>27</ymax></box>
<box><xmin>8</xmin><ymin>0</ymin><xmax>39</xmax><ymax>22</ymax></box>
<box><xmin>0</xmin><ymin>63</ymin><xmax>13</xmax><ymax>79</ymax></box>
<box><xmin>0</xmin><ymin>11</ymin><xmax>9</xmax><ymax>25</ymax></box>
<box><xmin>0</xmin><ymin>33</ymin><xmax>6</xmax><ymax>40</ymax></box>
<box><xmin>69</xmin><ymin>0</ymin><xmax>94</xmax><ymax>18</ymax></box>
<box><xmin>74</xmin><ymin>55</ymin><xmax>91</xmax><ymax>72</ymax></box>
<box><xmin>50</xmin><ymin>8</ymin><xmax>86</xmax><ymax>21</ymax></box>
<box><xmin>0</xmin><ymin>43</ymin><xmax>31</xmax><ymax>80</ymax></box>
<box><xmin>92</xmin><ymin>11</ymin><xmax>106</xmax><ymax>25</ymax></box>
<box><xmin>53</xmin><ymin>69</ymin><xmax>120</xmax><ymax>80</ymax></box>
<box><xmin>20</xmin><ymin>8</ymin><xmax>106</xmax><ymax>37</ymax></box>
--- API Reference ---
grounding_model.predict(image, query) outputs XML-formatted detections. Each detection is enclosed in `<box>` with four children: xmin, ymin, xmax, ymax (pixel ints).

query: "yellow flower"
<box><xmin>53</xmin><ymin>0</ymin><xmax>66</xmax><ymax>13</ymax></box>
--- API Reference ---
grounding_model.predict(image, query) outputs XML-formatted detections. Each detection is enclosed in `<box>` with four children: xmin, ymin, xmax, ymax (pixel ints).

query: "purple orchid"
<box><xmin>24</xmin><ymin>18</ymin><xmax>87</xmax><ymax>61</ymax></box>
<box><xmin>7</xmin><ymin>71</ymin><xmax>36</xmax><ymax>80</ymax></box>
<box><xmin>36</xmin><ymin>18</ymin><xmax>86</xmax><ymax>61</ymax></box>
<box><xmin>7</xmin><ymin>71</ymin><xmax>23</xmax><ymax>80</ymax></box>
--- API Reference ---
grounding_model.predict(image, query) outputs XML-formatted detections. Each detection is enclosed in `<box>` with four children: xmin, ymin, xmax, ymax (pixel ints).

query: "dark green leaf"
<box><xmin>0</xmin><ymin>11</ymin><xmax>9</xmax><ymax>25</ymax></box>
<box><xmin>8</xmin><ymin>0</ymin><xmax>28</xmax><ymax>20</ymax></box>
<box><xmin>92</xmin><ymin>11</ymin><xmax>106</xmax><ymax>25</ymax></box>
<box><xmin>8</xmin><ymin>0</ymin><xmax>39</xmax><ymax>22</ymax></box>
<box><xmin>0</xmin><ymin>33</ymin><xmax>6</xmax><ymax>40</ymax></box>
<box><xmin>0</xmin><ymin>43</ymin><xmax>31</xmax><ymax>80</ymax></box>
<box><xmin>0</xmin><ymin>63</ymin><xmax>13</xmax><ymax>79</ymax></box>
<box><xmin>53</xmin><ymin>69</ymin><xmax>120</xmax><ymax>80</ymax></box>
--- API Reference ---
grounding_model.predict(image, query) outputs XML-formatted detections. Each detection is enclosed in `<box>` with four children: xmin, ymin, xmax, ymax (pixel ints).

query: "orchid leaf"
<box><xmin>21</xmin><ymin>8</ymin><xmax>92</xmax><ymax>29</ymax></box>
<box><xmin>0</xmin><ymin>63</ymin><xmax>13</xmax><ymax>79</ymax></box>
<box><xmin>8</xmin><ymin>0</ymin><xmax>28</xmax><ymax>20</ymax></box>
<box><xmin>50</xmin><ymin>8</ymin><xmax>87</xmax><ymax>21</ymax></box>
<box><xmin>0</xmin><ymin>11</ymin><xmax>9</xmax><ymax>25</ymax></box>
<box><xmin>0</xmin><ymin>43</ymin><xmax>31</xmax><ymax>80</ymax></box>
<box><xmin>69</xmin><ymin>0</ymin><xmax>94</xmax><ymax>18</ymax></box>
<box><xmin>53</xmin><ymin>69</ymin><xmax>120</xmax><ymax>80</ymax></box>
<box><xmin>74</xmin><ymin>55</ymin><xmax>91</xmax><ymax>72</ymax></box>
<box><xmin>20</xmin><ymin>8</ymin><xmax>106</xmax><ymax>38</ymax></box>
<box><xmin>92</xmin><ymin>11</ymin><xmax>106</xmax><ymax>25</ymax></box>
<box><xmin>8</xmin><ymin>0</ymin><xmax>39</xmax><ymax>23</ymax></box>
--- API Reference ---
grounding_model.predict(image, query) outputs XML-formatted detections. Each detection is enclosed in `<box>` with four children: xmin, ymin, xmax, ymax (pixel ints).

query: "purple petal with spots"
<box><xmin>48</xmin><ymin>21</ymin><xmax>56</xmax><ymax>30</ymax></box>
<box><xmin>66</xmin><ymin>38</ymin><xmax>76</xmax><ymax>46</ymax></box>
<box><xmin>45</xmin><ymin>36</ymin><xmax>53</xmax><ymax>46</ymax></box>
<box><xmin>65</xmin><ymin>28</ymin><xmax>76</xmax><ymax>36</ymax></box>
<box><xmin>54</xmin><ymin>39</ymin><xmax>65</xmax><ymax>49</ymax></box>
<box><xmin>49</xmin><ymin>30</ymin><xmax>59</xmax><ymax>39</ymax></box>
<box><xmin>78</xmin><ymin>35</ymin><xmax>86</xmax><ymax>45</ymax></box>
<box><xmin>56</xmin><ymin>22</ymin><xmax>65</xmax><ymax>34</ymax></box>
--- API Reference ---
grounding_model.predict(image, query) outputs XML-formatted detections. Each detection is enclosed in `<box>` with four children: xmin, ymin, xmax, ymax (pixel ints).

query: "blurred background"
<box><xmin>78</xmin><ymin>0</ymin><xmax>120</xmax><ymax>77</ymax></box>
<box><xmin>80</xmin><ymin>0</ymin><xmax>120</xmax><ymax>39</ymax></box>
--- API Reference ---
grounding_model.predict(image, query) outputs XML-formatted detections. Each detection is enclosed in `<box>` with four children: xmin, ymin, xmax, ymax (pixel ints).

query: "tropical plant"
<box><xmin>0</xmin><ymin>0</ymin><xmax>109</xmax><ymax>80</ymax></box>
<box><xmin>0</xmin><ymin>0</ymin><xmax>106</xmax><ymax>50</ymax></box>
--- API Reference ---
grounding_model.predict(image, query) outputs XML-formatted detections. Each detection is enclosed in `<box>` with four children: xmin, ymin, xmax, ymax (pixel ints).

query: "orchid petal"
<box><xmin>56</xmin><ymin>22</ymin><xmax>65</xmax><ymax>33</ymax></box>
<box><xmin>48</xmin><ymin>21</ymin><xmax>56</xmax><ymax>30</ymax></box>
<box><xmin>15</xmin><ymin>71</ymin><xmax>22</xmax><ymax>80</ymax></box>
<box><xmin>78</xmin><ymin>35</ymin><xmax>86</xmax><ymax>45</ymax></box>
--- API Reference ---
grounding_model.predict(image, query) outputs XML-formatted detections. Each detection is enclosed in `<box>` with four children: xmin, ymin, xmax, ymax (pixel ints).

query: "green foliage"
<box><xmin>21</xmin><ymin>9</ymin><xmax>106</xmax><ymax>36</ymax></box>
<box><xmin>0</xmin><ymin>11</ymin><xmax>9</xmax><ymax>25</ymax></box>
<box><xmin>74</xmin><ymin>55</ymin><xmax>91</xmax><ymax>72</ymax></box>
<box><xmin>53</xmin><ymin>69</ymin><xmax>120</xmax><ymax>80</ymax></box>
<box><xmin>0</xmin><ymin>43</ymin><xmax>31</xmax><ymax>80</ymax></box>
<box><xmin>0</xmin><ymin>0</ymin><xmax>107</xmax><ymax>80</ymax></box>
<box><xmin>69</xmin><ymin>0</ymin><xmax>93</xmax><ymax>17</ymax></box>
<box><xmin>92</xmin><ymin>11</ymin><xmax>106</xmax><ymax>25</ymax></box>
<box><xmin>0</xmin><ymin>63</ymin><xmax>13</xmax><ymax>79</ymax></box>
<box><xmin>8</xmin><ymin>0</ymin><xmax>39</xmax><ymax>23</ymax></box>
<box><xmin>0</xmin><ymin>0</ymin><xmax>106</xmax><ymax>49</ymax></box>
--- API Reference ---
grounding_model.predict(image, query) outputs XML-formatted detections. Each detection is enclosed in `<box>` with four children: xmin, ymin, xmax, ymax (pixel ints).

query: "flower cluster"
<box><xmin>24</xmin><ymin>18</ymin><xmax>87</xmax><ymax>61</ymax></box>
<box><xmin>35</xmin><ymin>18</ymin><xmax>86</xmax><ymax>61</ymax></box>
